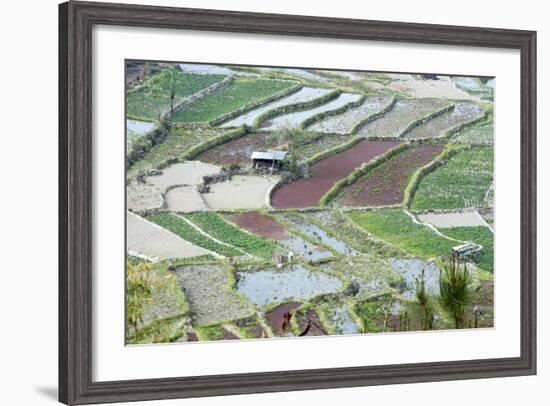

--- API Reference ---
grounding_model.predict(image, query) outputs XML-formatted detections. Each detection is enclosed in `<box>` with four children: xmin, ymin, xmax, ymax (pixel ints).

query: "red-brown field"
<box><xmin>229</xmin><ymin>212</ymin><xmax>289</xmax><ymax>240</ymax></box>
<box><xmin>297</xmin><ymin>310</ymin><xmax>328</xmax><ymax>336</ymax></box>
<box><xmin>198</xmin><ymin>133</ymin><xmax>282</xmax><ymax>166</ymax></box>
<box><xmin>339</xmin><ymin>144</ymin><xmax>443</xmax><ymax>206</ymax></box>
<box><xmin>271</xmin><ymin>140</ymin><xmax>401</xmax><ymax>208</ymax></box>
<box><xmin>266</xmin><ymin>301</ymin><xmax>302</xmax><ymax>336</ymax></box>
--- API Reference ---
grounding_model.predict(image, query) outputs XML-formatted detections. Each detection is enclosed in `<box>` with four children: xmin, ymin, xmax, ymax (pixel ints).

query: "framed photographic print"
<box><xmin>59</xmin><ymin>1</ymin><xmax>537</xmax><ymax>404</ymax></box>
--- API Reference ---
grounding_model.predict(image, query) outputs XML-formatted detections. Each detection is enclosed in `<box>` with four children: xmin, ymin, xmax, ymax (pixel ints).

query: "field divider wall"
<box><xmin>398</xmin><ymin>101</ymin><xmax>455</xmax><ymax>139</ymax></box>
<box><xmin>299</xmin><ymin>95</ymin><xmax>367</xmax><ymax>130</ymax></box>
<box><xmin>304</xmin><ymin>136</ymin><xmax>363</xmax><ymax>167</ymax></box>
<box><xmin>160</xmin><ymin>75</ymin><xmax>235</xmax><ymax>122</ymax></box>
<box><xmin>252</xmin><ymin>89</ymin><xmax>342</xmax><ymax>129</ymax></box>
<box><xmin>319</xmin><ymin>142</ymin><xmax>411</xmax><ymax>207</ymax></box>
<box><xmin>208</xmin><ymin>82</ymin><xmax>304</xmax><ymax>127</ymax></box>
<box><xmin>179</xmin><ymin>125</ymin><xmax>249</xmax><ymax>162</ymax></box>
<box><xmin>349</xmin><ymin>96</ymin><xmax>397</xmax><ymax>135</ymax></box>
<box><xmin>401</xmin><ymin>144</ymin><xmax>470</xmax><ymax>209</ymax></box>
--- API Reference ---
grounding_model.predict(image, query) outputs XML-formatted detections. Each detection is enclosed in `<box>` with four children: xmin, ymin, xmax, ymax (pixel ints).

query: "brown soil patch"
<box><xmin>272</xmin><ymin>140</ymin><xmax>401</xmax><ymax>208</ymax></box>
<box><xmin>198</xmin><ymin>133</ymin><xmax>282</xmax><ymax>166</ymax></box>
<box><xmin>186</xmin><ymin>332</ymin><xmax>198</xmax><ymax>342</ymax></box>
<box><xmin>222</xmin><ymin>329</ymin><xmax>240</xmax><ymax>340</ymax></box>
<box><xmin>340</xmin><ymin>144</ymin><xmax>443</xmax><ymax>206</ymax></box>
<box><xmin>266</xmin><ymin>301</ymin><xmax>302</xmax><ymax>336</ymax></box>
<box><xmin>230</xmin><ymin>212</ymin><xmax>289</xmax><ymax>240</ymax></box>
<box><xmin>297</xmin><ymin>310</ymin><xmax>328</xmax><ymax>336</ymax></box>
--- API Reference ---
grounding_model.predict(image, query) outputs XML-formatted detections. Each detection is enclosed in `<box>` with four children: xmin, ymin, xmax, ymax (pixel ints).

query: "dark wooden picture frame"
<box><xmin>59</xmin><ymin>1</ymin><xmax>537</xmax><ymax>404</ymax></box>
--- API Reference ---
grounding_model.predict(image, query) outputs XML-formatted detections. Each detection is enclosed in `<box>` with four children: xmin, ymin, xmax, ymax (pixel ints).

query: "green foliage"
<box><xmin>185</xmin><ymin>213</ymin><xmax>279</xmax><ymax>259</ymax></box>
<box><xmin>402</xmin><ymin>144</ymin><xmax>467</xmax><ymax>208</ymax></box>
<box><xmin>171</xmin><ymin>78</ymin><xmax>294</xmax><ymax>123</ymax></box>
<box><xmin>454</xmin><ymin>122</ymin><xmax>494</xmax><ymax>146</ymax></box>
<box><xmin>439</xmin><ymin>257</ymin><xmax>472</xmax><ymax>329</ymax></box>
<box><xmin>412</xmin><ymin>147</ymin><xmax>494</xmax><ymax>210</ymax></box>
<box><xmin>145</xmin><ymin>213</ymin><xmax>241</xmax><ymax>257</ymax></box>
<box><xmin>415</xmin><ymin>269</ymin><xmax>434</xmax><ymax>330</ymax></box>
<box><xmin>126</xmin><ymin>261</ymin><xmax>183</xmax><ymax>343</ymax></box>
<box><xmin>441</xmin><ymin>226</ymin><xmax>494</xmax><ymax>273</ymax></box>
<box><xmin>127</xmin><ymin>69</ymin><xmax>225</xmax><ymax>121</ymax></box>
<box><xmin>346</xmin><ymin>209</ymin><xmax>456</xmax><ymax>258</ymax></box>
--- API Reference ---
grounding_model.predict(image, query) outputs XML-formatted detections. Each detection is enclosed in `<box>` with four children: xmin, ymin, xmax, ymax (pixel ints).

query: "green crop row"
<box><xmin>440</xmin><ymin>226</ymin><xmax>494</xmax><ymax>273</ymax></box>
<box><xmin>252</xmin><ymin>89</ymin><xmax>342</xmax><ymax>129</ymax></box>
<box><xmin>210</xmin><ymin>83</ymin><xmax>303</xmax><ymax>127</ymax></box>
<box><xmin>185</xmin><ymin>212</ymin><xmax>279</xmax><ymax>259</ymax></box>
<box><xmin>145</xmin><ymin>213</ymin><xmax>241</xmax><ymax>257</ymax></box>
<box><xmin>346</xmin><ymin>209</ymin><xmax>457</xmax><ymax>259</ymax></box>
<box><xmin>402</xmin><ymin>144</ymin><xmax>469</xmax><ymax>209</ymax></box>
<box><xmin>127</xmin><ymin>70</ymin><xmax>226</xmax><ymax>122</ymax></box>
<box><xmin>171</xmin><ymin>78</ymin><xmax>295</xmax><ymax>123</ymax></box>
<box><xmin>411</xmin><ymin>147</ymin><xmax>494</xmax><ymax>210</ymax></box>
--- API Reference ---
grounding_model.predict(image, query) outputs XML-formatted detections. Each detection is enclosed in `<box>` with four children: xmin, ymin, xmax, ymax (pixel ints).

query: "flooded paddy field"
<box><xmin>308</xmin><ymin>95</ymin><xmax>393</xmax><ymax>134</ymax></box>
<box><xmin>338</xmin><ymin>144</ymin><xmax>443</xmax><ymax>206</ymax></box>
<box><xmin>388</xmin><ymin>257</ymin><xmax>441</xmax><ymax>298</ymax></box>
<box><xmin>357</xmin><ymin>99</ymin><xmax>452</xmax><ymax>138</ymax></box>
<box><xmin>271</xmin><ymin>140</ymin><xmax>400</xmax><ymax>208</ymax></box>
<box><xmin>236</xmin><ymin>265</ymin><xmax>343</xmax><ymax>306</ymax></box>
<box><xmin>404</xmin><ymin>102</ymin><xmax>485</xmax><ymax>139</ymax></box>
<box><xmin>219</xmin><ymin>87</ymin><xmax>330</xmax><ymax>127</ymax></box>
<box><xmin>276</xmin><ymin>213</ymin><xmax>360</xmax><ymax>256</ymax></box>
<box><xmin>417</xmin><ymin>211</ymin><xmax>489</xmax><ymax>228</ymax></box>
<box><xmin>262</xmin><ymin>93</ymin><xmax>362</xmax><ymax>131</ymax></box>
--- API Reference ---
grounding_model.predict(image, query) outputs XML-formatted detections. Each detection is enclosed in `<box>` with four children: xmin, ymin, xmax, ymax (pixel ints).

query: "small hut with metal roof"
<box><xmin>250</xmin><ymin>150</ymin><xmax>288</xmax><ymax>171</ymax></box>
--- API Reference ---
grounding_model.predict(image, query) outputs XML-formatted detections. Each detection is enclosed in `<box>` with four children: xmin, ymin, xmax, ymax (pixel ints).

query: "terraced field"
<box><xmin>219</xmin><ymin>87</ymin><xmax>330</xmax><ymax>127</ymax></box>
<box><xmin>184</xmin><ymin>212</ymin><xmax>280</xmax><ymax>259</ymax></box>
<box><xmin>126</xmin><ymin>62</ymin><xmax>495</xmax><ymax>343</ymax></box>
<box><xmin>454</xmin><ymin>122</ymin><xmax>494</xmax><ymax>145</ymax></box>
<box><xmin>127</xmin><ymin>70</ymin><xmax>225</xmax><ymax>121</ymax></box>
<box><xmin>338</xmin><ymin>144</ymin><xmax>444</xmax><ymax>206</ymax></box>
<box><xmin>146</xmin><ymin>213</ymin><xmax>242</xmax><ymax>257</ymax></box>
<box><xmin>197</xmin><ymin>133</ymin><xmax>282</xmax><ymax>166</ymax></box>
<box><xmin>262</xmin><ymin>93</ymin><xmax>362</xmax><ymax>131</ymax></box>
<box><xmin>357</xmin><ymin>98</ymin><xmax>452</xmax><ymax>137</ymax></box>
<box><xmin>171</xmin><ymin>78</ymin><xmax>295</xmax><ymax>123</ymax></box>
<box><xmin>272</xmin><ymin>140</ymin><xmax>400</xmax><ymax>208</ymax></box>
<box><xmin>404</xmin><ymin>102</ymin><xmax>485</xmax><ymax>139</ymax></box>
<box><xmin>347</xmin><ymin>209</ymin><xmax>457</xmax><ymax>259</ymax></box>
<box><xmin>309</xmin><ymin>95</ymin><xmax>393</xmax><ymax>134</ymax></box>
<box><xmin>412</xmin><ymin>147</ymin><xmax>494</xmax><ymax>210</ymax></box>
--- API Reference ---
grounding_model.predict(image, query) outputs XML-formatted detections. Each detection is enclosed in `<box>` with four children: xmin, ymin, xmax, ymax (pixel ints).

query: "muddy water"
<box><xmin>236</xmin><ymin>265</ymin><xmax>343</xmax><ymax>306</ymax></box>
<box><xmin>280</xmin><ymin>214</ymin><xmax>359</xmax><ymax>256</ymax></box>
<box><xmin>388</xmin><ymin>258</ymin><xmax>440</xmax><ymax>298</ymax></box>
<box><xmin>279</xmin><ymin>237</ymin><xmax>333</xmax><ymax>261</ymax></box>
<box><xmin>271</xmin><ymin>140</ymin><xmax>400</xmax><ymax>208</ymax></box>
<box><xmin>328</xmin><ymin>304</ymin><xmax>359</xmax><ymax>335</ymax></box>
<box><xmin>263</xmin><ymin>93</ymin><xmax>362</xmax><ymax>131</ymax></box>
<box><xmin>266</xmin><ymin>301</ymin><xmax>302</xmax><ymax>336</ymax></box>
<box><xmin>219</xmin><ymin>87</ymin><xmax>330</xmax><ymax>127</ymax></box>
